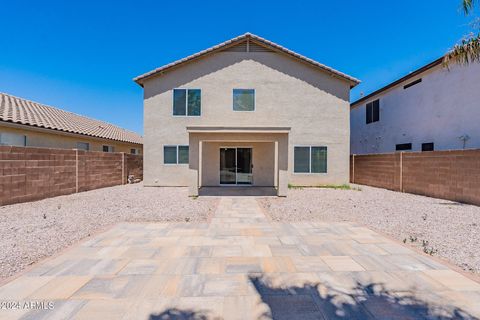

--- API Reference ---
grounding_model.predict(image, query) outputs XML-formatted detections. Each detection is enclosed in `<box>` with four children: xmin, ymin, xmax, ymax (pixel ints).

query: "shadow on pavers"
<box><xmin>149</xmin><ymin>274</ymin><xmax>478</xmax><ymax>319</ymax></box>
<box><xmin>149</xmin><ymin>308</ymin><xmax>218</xmax><ymax>320</ymax></box>
<box><xmin>249</xmin><ymin>274</ymin><xmax>478</xmax><ymax>320</ymax></box>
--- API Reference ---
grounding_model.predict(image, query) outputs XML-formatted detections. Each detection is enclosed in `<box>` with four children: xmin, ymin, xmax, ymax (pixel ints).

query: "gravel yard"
<box><xmin>259</xmin><ymin>185</ymin><xmax>480</xmax><ymax>274</ymax></box>
<box><xmin>0</xmin><ymin>184</ymin><xmax>217</xmax><ymax>280</ymax></box>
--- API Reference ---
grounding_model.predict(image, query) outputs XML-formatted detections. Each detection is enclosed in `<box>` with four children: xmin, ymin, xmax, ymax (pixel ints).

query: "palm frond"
<box><xmin>444</xmin><ymin>34</ymin><xmax>480</xmax><ymax>66</ymax></box>
<box><xmin>462</xmin><ymin>0</ymin><xmax>475</xmax><ymax>14</ymax></box>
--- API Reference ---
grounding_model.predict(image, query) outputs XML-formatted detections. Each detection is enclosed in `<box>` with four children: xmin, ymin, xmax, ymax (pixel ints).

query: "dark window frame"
<box><xmin>396</xmin><ymin>143</ymin><xmax>412</xmax><ymax>151</ymax></box>
<box><xmin>366</xmin><ymin>99</ymin><xmax>380</xmax><ymax>124</ymax></box>
<box><xmin>421</xmin><ymin>142</ymin><xmax>434</xmax><ymax>152</ymax></box>
<box><xmin>103</xmin><ymin>145</ymin><xmax>114</xmax><ymax>152</ymax></box>
<box><xmin>403</xmin><ymin>78</ymin><xmax>422</xmax><ymax>89</ymax></box>
<box><xmin>173</xmin><ymin>89</ymin><xmax>201</xmax><ymax>116</ymax></box>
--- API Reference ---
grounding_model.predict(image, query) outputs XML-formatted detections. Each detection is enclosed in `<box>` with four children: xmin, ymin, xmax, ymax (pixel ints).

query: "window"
<box><xmin>421</xmin><ymin>142</ymin><xmax>434</xmax><ymax>152</ymax></box>
<box><xmin>76</xmin><ymin>142</ymin><xmax>89</xmax><ymax>151</ymax></box>
<box><xmin>366</xmin><ymin>99</ymin><xmax>380</xmax><ymax>124</ymax></box>
<box><xmin>233</xmin><ymin>89</ymin><xmax>255</xmax><ymax>111</ymax></box>
<box><xmin>164</xmin><ymin>145</ymin><xmax>189</xmax><ymax>164</ymax></box>
<box><xmin>103</xmin><ymin>145</ymin><xmax>114</xmax><ymax>152</ymax></box>
<box><xmin>396</xmin><ymin>143</ymin><xmax>412</xmax><ymax>151</ymax></box>
<box><xmin>404</xmin><ymin>78</ymin><xmax>422</xmax><ymax>89</ymax></box>
<box><xmin>0</xmin><ymin>132</ymin><xmax>26</xmax><ymax>146</ymax></box>
<box><xmin>173</xmin><ymin>89</ymin><xmax>201</xmax><ymax>116</ymax></box>
<box><xmin>130</xmin><ymin>148</ymin><xmax>138</xmax><ymax>155</ymax></box>
<box><xmin>178</xmin><ymin>146</ymin><xmax>189</xmax><ymax>164</ymax></box>
<box><xmin>294</xmin><ymin>146</ymin><xmax>327</xmax><ymax>173</ymax></box>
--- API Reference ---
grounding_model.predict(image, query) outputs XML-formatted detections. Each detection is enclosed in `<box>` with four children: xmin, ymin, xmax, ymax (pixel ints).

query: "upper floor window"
<box><xmin>173</xmin><ymin>89</ymin><xmax>201</xmax><ymax>116</ymax></box>
<box><xmin>76</xmin><ymin>142</ymin><xmax>89</xmax><ymax>151</ymax></box>
<box><xmin>294</xmin><ymin>146</ymin><xmax>327</xmax><ymax>173</ymax></box>
<box><xmin>403</xmin><ymin>78</ymin><xmax>422</xmax><ymax>89</ymax></box>
<box><xmin>233</xmin><ymin>89</ymin><xmax>255</xmax><ymax>111</ymax></box>
<box><xmin>103</xmin><ymin>145</ymin><xmax>115</xmax><ymax>152</ymax></box>
<box><xmin>130</xmin><ymin>148</ymin><xmax>139</xmax><ymax>155</ymax></box>
<box><xmin>0</xmin><ymin>132</ymin><xmax>26</xmax><ymax>146</ymax></box>
<box><xmin>366</xmin><ymin>99</ymin><xmax>379</xmax><ymax>124</ymax></box>
<box><xmin>421</xmin><ymin>142</ymin><xmax>434</xmax><ymax>152</ymax></box>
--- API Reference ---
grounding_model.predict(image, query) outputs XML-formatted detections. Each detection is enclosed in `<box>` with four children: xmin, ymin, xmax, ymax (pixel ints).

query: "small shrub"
<box><xmin>289</xmin><ymin>184</ymin><xmax>361</xmax><ymax>191</ymax></box>
<box><xmin>420</xmin><ymin>239</ymin><xmax>437</xmax><ymax>255</ymax></box>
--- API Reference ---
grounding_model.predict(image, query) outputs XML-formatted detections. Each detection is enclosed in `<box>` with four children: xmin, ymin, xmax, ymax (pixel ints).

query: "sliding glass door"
<box><xmin>220</xmin><ymin>148</ymin><xmax>253</xmax><ymax>185</ymax></box>
<box><xmin>220</xmin><ymin>148</ymin><xmax>236</xmax><ymax>184</ymax></box>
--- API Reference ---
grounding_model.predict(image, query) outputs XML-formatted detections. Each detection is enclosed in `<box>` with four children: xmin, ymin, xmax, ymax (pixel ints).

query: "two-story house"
<box><xmin>351</xmin><ymin>58</ymin><xmax>480</xmax><ymax>154</ymax></box>
<box><xmin>134</xmin><ymin>33</ymin><xmax>359</xmax><ymax>196</ymax></box>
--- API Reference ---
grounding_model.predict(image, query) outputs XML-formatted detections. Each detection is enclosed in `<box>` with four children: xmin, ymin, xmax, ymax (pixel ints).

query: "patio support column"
<box><xmin>198</xmin><ymin>140</ymin><xmax>203</xmax><ymax>188</ymax></box>
<box><xmin>188</xmin><ymin>136</ymin><xmax>200</xmax><ymax>197</ymax></box>
<box><xmin>274</xmin><ymin>141</ymin><xmax>279</xmax><ymax>188</ymax></box>
<box><xmin>277</xmin><ymin>137</ymin><xmax>288</xmax><ymax>197</ymax></box>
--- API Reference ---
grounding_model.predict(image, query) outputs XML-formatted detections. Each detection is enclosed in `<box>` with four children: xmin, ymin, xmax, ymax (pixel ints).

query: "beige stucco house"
<box><xmin>134</xmin><ymin>33</ymin><xmax>359</xmax><ymax>196</ymax></box>
<box><xmin>0</xmin><ymin>92</ymin><xmax>143</xmax><ymax>153</ymax></box>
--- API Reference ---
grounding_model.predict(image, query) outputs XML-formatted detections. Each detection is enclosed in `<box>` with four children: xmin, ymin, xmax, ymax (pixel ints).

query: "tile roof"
<box><xmin>0</xmin><ymin>92</ymin><xmax>143</xmax><ymax>145</ymax></box>
<box><xmin>134</xmin><ymin>32</ymin><xmax>360</xmax><ymax>87</ymax></box>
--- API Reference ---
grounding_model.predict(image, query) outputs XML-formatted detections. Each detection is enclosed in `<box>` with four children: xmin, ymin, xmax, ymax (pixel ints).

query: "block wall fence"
<box><xmin>350</xmin><ymin>149</ymin><xmax>480</xmax><ymax>206</ymax></box>
<box><xmin>0</xmin><ymin>146</ymin><xmax>143</xmax><ymax>206</ymax></box>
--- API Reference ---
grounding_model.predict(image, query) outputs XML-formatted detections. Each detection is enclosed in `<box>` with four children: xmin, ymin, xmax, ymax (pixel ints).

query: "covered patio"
<box><xmin>187</xmin><ymin>126</ymin><xmax>290</xmax><ymax>197</ymax></box>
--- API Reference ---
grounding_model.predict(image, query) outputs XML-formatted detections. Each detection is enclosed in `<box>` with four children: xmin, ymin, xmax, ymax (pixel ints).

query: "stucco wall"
<box><xmin>0</xmin><ymin>123</ymin><xmax>142</xmax><ymax>154</ymax></box>
<box><xmin>143</xmin><ymin>51</ymin><xmax>351</xmax><ymax>187</ymax></box>
<box><xmin>351</xmin><ymin>62</ymin><xmax>480</xmax><ymax>154</ymax></box>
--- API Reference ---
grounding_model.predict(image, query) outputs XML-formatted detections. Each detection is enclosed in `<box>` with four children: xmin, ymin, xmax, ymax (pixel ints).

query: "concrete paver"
<box><xmin>0</xmin><ymin>197</ymin><xmax>479</xmax><ymax>319</ymax></box>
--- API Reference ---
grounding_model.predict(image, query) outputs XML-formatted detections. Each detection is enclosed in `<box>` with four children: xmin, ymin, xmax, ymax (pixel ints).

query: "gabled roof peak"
<box><xmin>134</xmin><ymin>33</ymin><xmax>360</xmax><ymax>87</ymax></box>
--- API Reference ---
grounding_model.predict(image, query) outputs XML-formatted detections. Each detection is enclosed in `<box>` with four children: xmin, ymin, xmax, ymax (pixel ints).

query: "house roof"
<box><xmin>350</xmin><ymin>57</ymin><xmax>444</xmax><ymax>108</ymax></box>
<box><xmin>133</xmin><ymin>33</ymin><xmax>360</xmax><ymax>88</ymax></box>
<box><xmin>0</xmin><ymin>92</ymin><xmax>143</xmax><ymax>145</ymax></box>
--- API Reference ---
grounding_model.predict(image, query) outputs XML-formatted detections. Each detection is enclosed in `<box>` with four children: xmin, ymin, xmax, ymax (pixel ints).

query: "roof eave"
<box><xmin>350</xmin><ymin>57</ymin><xmax>444</xmax><ymax>108</ymax></box>
<box><xmin>133</xmin><ymin>33</ymin><xmax>360</xmax><ymax>87</ymax></box>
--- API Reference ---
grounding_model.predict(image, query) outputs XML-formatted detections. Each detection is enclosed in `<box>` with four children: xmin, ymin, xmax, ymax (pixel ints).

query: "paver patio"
<box><xmin>1</xmin><ymin>197</ymin><xmax>479</xmax><ymax>319</ymax></box>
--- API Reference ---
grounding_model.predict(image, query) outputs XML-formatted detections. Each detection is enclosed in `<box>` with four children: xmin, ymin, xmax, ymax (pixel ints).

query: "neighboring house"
<box><xmin>134</xmin><ymin>33</ymin><xmax>359</xmax><ymax>196</ymax></box>
<box><xmin>350</xmin><ymin>58</ymin><xmax>480</xmax><ymax>154</ymax></box>
<box><xmin>0</xmin><ymin>92</ymin><xmax>143</xmax><ymax>154</ymax></box>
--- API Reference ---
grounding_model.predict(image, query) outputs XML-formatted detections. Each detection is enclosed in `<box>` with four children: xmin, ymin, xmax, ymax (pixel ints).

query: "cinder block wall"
<box><xmin>0</xmin><ymin>146</ymin><xmax>143</xmax><ymax>206</ymax></box>
<box><xmin>126</xmin><ymin>153</ymin><xmax>143</xmax><ymax>181</ymax></box>
<box><xmin>351</xmin><ymin>149</ymin><xmax>480</xmax><ymax>206</ymax></box>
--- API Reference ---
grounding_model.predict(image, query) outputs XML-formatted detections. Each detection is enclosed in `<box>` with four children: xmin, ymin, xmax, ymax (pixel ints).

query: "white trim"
<box><xmin>232</xmin><ymin>89</ymin><xmax>256</xmax><ymax>112</ymax></box>
<box><xmin>172</xmin><ymin>88</ymin><xmax>202</xmax><ymax>117</ymax></box>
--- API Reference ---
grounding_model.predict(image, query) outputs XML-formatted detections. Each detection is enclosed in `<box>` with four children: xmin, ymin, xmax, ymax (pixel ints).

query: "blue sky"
<box><xmin>0</xmin><ymin>0</ymin><xmax>474</xmax><ymax>135</ymax></box>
